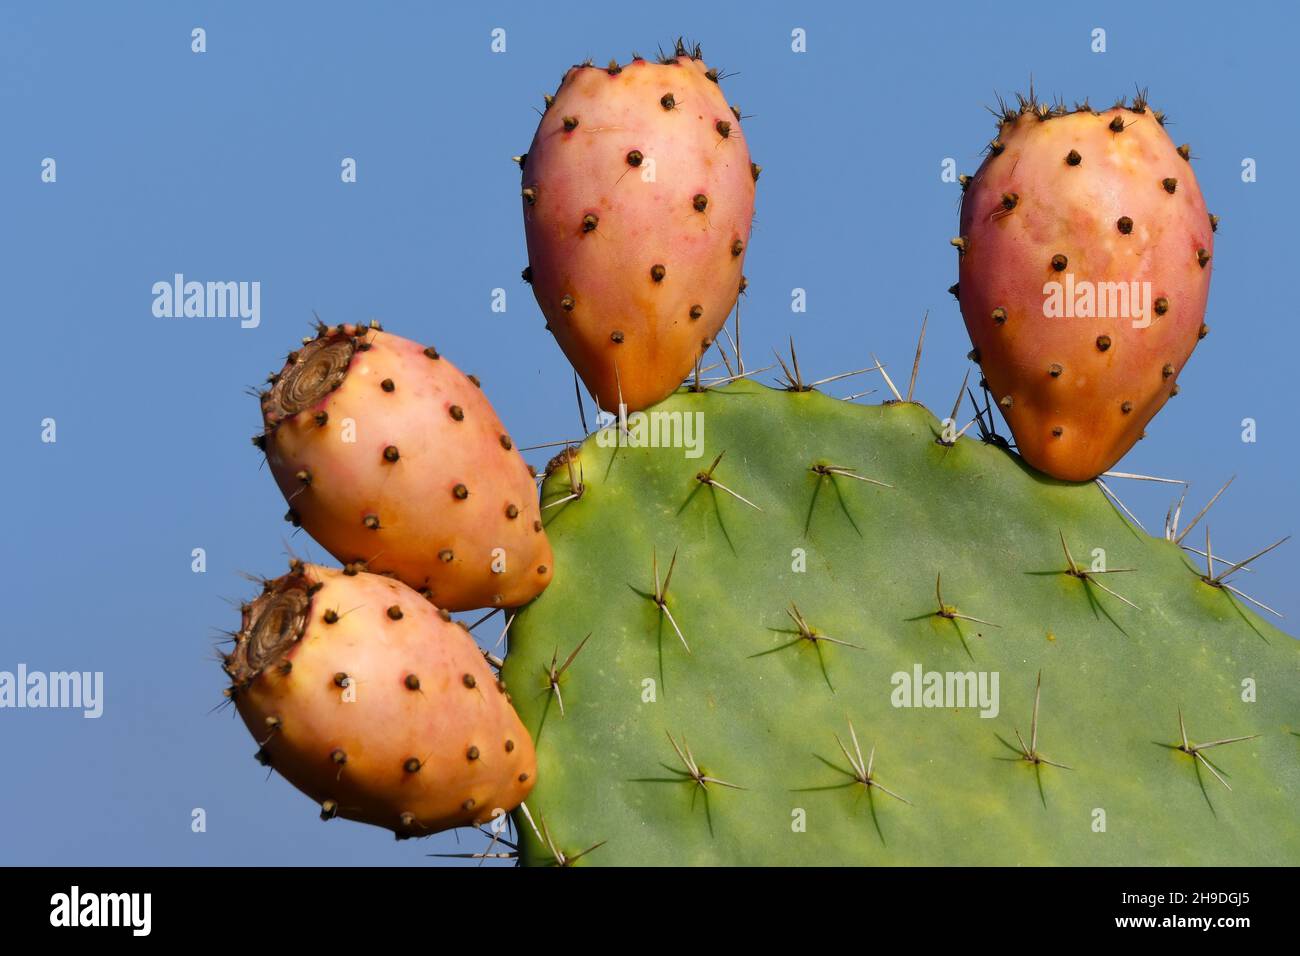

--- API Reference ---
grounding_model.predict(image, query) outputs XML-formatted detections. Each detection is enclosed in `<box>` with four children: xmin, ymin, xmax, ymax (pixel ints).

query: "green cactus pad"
<box><xmin>502</xmin><ymin>381</ymin><xmax>1299</xmax><ymax>865</ymax></box>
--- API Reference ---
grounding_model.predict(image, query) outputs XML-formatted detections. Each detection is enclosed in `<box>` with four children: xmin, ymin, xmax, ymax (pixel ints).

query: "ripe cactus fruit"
<box><xmin>502</xmin><ymin>382</ymin><xmax>1297</xmax><ymax>865</ymax></box>
<box><xmin>257</xmin><ymin>323</ymin><xmax>552</xmax><ymax>612</ymax></box>
<box><xmin>519</xmin><ymin>41</ymin><xmax>757</xmax><ymax>412</ymax></box>
<box><xmin>954</xmin><ymin>92</ymin><xmax>1215</xmax><ymax>481</ymax></box>
<box><xmin>225</xmin><ymin>561</ymin><xmax>536</xmax><ymax>836</ymax></box>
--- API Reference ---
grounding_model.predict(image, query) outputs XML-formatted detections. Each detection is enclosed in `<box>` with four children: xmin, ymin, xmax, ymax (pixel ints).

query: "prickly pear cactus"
<box><xmin>502</xmin><ymin>381</ymin><xmax>1299</xmax><ymax>865</ymax></box>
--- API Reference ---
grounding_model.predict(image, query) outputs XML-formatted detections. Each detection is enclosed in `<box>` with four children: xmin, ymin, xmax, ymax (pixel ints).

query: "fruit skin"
<box><xmin>502</xmin><ymin>383</ymin><xmax>1297</xmax><ymax>866</ymax></box>
<box><xmin>226</xmin><ymin>562</ymin><xmax>536</xmax><ymax>837</ymax></box>
<box><xmin>955</xmin><ymin>95</ymin><xmax>1214</xmax><ymax>481</ymax></box>
<box><xmin>520</xmin><ymin>45</ymin><xmax>756</xmax><ymax>412</ymax></box>
<box><xmin>258</xmin><ymin>323</ymin><xmax>552</xmax><ymax>612</ymax></box>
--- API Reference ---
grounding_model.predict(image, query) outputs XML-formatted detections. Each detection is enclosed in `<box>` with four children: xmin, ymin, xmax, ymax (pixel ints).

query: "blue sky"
<box><xmin>1</xmin><ymin>1</ymin><xmax>1295</xmax><ymax>864</ymax></box>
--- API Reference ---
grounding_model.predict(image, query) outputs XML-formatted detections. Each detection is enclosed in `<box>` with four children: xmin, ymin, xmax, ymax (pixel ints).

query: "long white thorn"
<box><xmin>707</xmin><ymin>479</ymin><xmax>763</xmax><ymax>511</ymax></box>
<box><xmin>1087</xmin><ymin>575</ymin><xmax>1141</xmax><ymax>611</ymax></box>
<box><xmin>493</xmin><ymin>612</ymin><xmax>516</xmax><ymax>649</ymax></box>
<box><xmin>906</xmin><ymin>311</ymin><xmax>928</xmax><ymax>402</ymax></box>
<box><xmin>1095</xmin><ymin>478</ymin><xmax>1147</xmax><ymax>532</ymax></box>
<box><xmin>517</xmin><ymin>801</ymin><xmax>544</xmax><ymax>844</ymax></box>
<box><xmin>1220</xmin><ymin>583</ymin><xmax>1282</xmax><ymax>618</ymax></box>
<box><xmin>824</xmin><ymin>467</ymin><xmax>893</xmax><ymax>489</ymax></box>
<box><xmin>1194</xmin><ymin>750</ymin><xmax>1232</xmax><ymax>791</ymax></box>
<box><xmin>809</xmin><ymin>364</ymin><xmax>884</xmax><ymax>388</ymax></box>
<box><xmin>1213</xmin><ymin>535</ymin><xmax>1289</xmax><ymax>584</ymax></box>
<box><xmin>1167</xmin><ymin>484</ymin><xmax>1189</xmax><ymax>541</ymax></box>
<box><xmin>542</xmin><ymin>492</ymin><xmax>581</xmax><ymax>510</ymax></box>
<box><xmin>703</xmin><ymin>363</ymin><xmax>775</xmax><ymax>387</ymax></box>
<box><xmin>1102</xmin><ymin>470</ymin><xmax>1186</xmax><ymax>485</ymax></box>
<box><xmin>872</xmin><ymin>353</ymin><xmax>903</xmax><ymax>402</ymax></box>
<box><xmin>1181</xmin><ymin>545</ymin><xmax>1251</xmax><ymax>574</ymax></box>
<box><xmin>661</xmin><ymin>603</ymin><xmax>690</xmax><ymax>654</ymax></box>
<box><xmin>1175</xmin><ymin>475</ymin><xmax>1236</xmax><ymax>545</ymax></box>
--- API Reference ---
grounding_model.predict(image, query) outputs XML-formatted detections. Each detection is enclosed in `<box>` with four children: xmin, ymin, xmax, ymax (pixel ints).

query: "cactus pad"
<box><xmin>502</xmin><ymin>381</ymin><xmax>1299</xmax><ymax>865</ymax></box>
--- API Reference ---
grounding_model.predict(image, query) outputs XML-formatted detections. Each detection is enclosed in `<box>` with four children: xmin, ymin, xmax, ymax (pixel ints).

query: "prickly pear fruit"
<box><xmin>955</xmin><ymin>93</ymin><xmax>1214</xmax><ymax>481</ymax></box>
<box><xmin>519</xmin><ymin>41</ymin><xmax>757</xmax><ymax>412</ymax></box>
<box><xmin>257</xmin><ymin>323</ymin><xmax>553</xmax><ymax>612</ymax></box>
<box><xmin>225</xmin><ymin>562</ymin><xmax>536</xmax><ymax>837</ymax></box>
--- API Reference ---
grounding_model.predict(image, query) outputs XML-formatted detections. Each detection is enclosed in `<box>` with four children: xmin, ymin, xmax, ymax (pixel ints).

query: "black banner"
<box><xmin>2</xmin><ymin>867</ymin><xmax>1281</xmax><ymax>939</ymax></box>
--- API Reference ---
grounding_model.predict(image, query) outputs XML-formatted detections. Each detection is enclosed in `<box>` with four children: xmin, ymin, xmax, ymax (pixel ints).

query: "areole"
<box><xmin>261</xmin><ymin>333</ymin><xmax>357</xmax><ymax>427</ymax></box>
<box><xmin>229</xmin><ymin>571</ymin><xmax>311</xmax><ymax>684</ymax></box>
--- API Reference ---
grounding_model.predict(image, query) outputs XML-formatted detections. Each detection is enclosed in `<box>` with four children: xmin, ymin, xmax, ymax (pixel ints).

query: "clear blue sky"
<box><xmin>2</xmin><ymin>1</ymin><xmax>1295</xmax><ymax>865</ymax></box>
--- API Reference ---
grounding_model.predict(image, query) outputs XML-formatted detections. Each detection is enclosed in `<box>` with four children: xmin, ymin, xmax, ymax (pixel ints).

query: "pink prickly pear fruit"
<box><xmin>519</xmin><ymin>42</ymin><xmax>758</xmax><ymax>412</ymax></box>
<box><xmin>257</xmin><ymin>323</ymin><xmax>553</xmax><ymax>612</ymax></box>
<box><xmin>225</xmin><ymin>562</ymin><xmax>537</xmax><ymax>837</ymax></box>
<box><xmin>955</xmin><ymin>93</ymin><xmax>1214</xmax><ymax>481</ymax></box>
